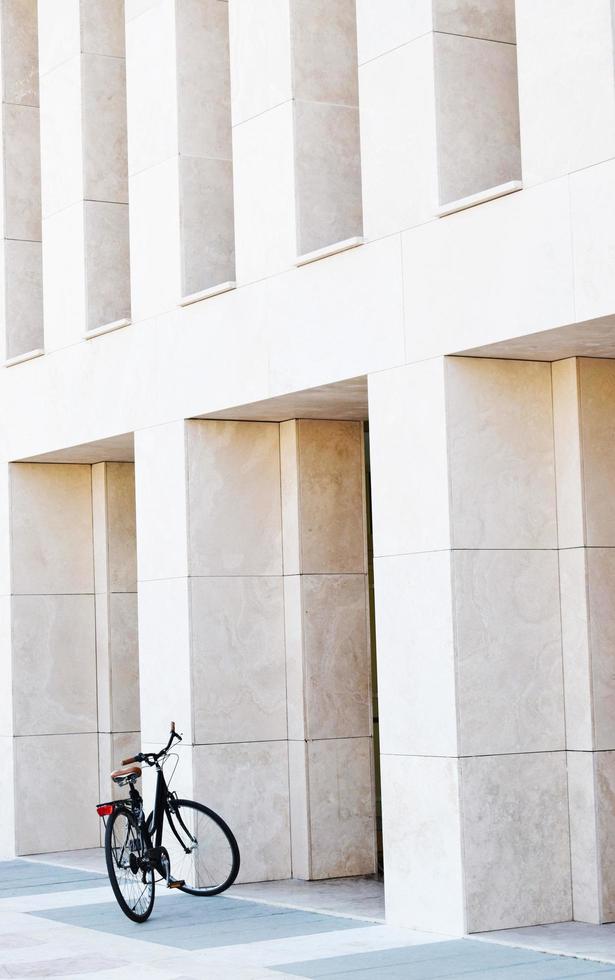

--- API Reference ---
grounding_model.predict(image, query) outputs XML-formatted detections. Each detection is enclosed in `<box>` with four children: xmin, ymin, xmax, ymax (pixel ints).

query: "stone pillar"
<box><xmin>0</xmin><ymin>0</ymin><xmax>42</xmax><ymax>363</ymax></box>
<box><xmin>92</xmin><ymin>463</ymin><xmax>140</xmax><ymax>806</ymax></box>
<box><xmin>553</xmin><ymin>357</ymin><xmax>615</xmax><ymax>924</ymax></box>
<box><xmin>280</xmin><ymin>420</ymin><xmax>375</xmax><ymax>880</ymax></box>
<box><xmin>0</xmin><ymin>463</ymin><xmax>14</xmax><ymax>857</ymax></box>
<box><xmin>229</xmin><ymin>0</ymin><xmax>362</xmax><ymax>282</ymax></box>
<box><xmin>38</xmin><ymin>0</ymin><xmax>129</xmax><ymax>348</ymax></box>
<box><xmin>369</xmin><ymin>357</ymin><xmax>569</xmax><ymax>934</ymax></box>
<box><xmin>8</xmin><ymin>463</ymin><xmax>99</xmax><ymax>853</ymax></box>
<box><xmin>125</xmin><ymin>0</ymin><xmax>234</xmax><ymax>319</ymax></box>
<box><xmin>357</xmin><ymin>0</ymin><xmax>520</xmax><ymax>238</ymax></box>
<box><xmin>134</xmin><ymin>420</ymin><xmax>291</xmax><ymax>882</ymax></box>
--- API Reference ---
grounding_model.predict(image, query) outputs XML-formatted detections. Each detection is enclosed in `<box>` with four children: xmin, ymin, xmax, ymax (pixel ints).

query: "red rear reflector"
<box><xmin>97</xmin><ymin>804</ymin><xmax>113</xmax><ymax>816</ymax></box>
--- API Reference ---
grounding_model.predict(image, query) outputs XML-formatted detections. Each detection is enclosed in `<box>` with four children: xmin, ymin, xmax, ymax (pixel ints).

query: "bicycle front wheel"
<box><xmin>105</xmin><ymin>807</ymin><xmax>155</xmax><ymax>922</ymax></box>
<box><xmin>163</xmin><ymin>799</ymin><xmax>240</xmax><ymax>896</ymax></box>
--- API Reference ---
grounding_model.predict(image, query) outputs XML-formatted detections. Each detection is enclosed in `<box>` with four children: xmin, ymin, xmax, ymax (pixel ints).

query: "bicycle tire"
<box><xmin>163</xmin><ymin>798</ymin><xmax>240</xmax><ymax>896</ymax></box>
<box><xmin>105</xmin><ymin>807</ymin><xmax>155</xmax><ymax>922</ymax></box>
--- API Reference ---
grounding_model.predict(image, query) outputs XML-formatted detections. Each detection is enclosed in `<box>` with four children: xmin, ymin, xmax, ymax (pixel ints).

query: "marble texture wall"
<box><xmin>92</xmin><ymin>462</ymin><xmax>140</xmax><ymax>808</ymax></box>
<box><xmin>280</xmin><ymin>420</ymin><xmax>375</xmax><ymax>879</ymax></box>
<box><xmin>0</xmin><ymin>0</ymin><xmax>42</xmax><ymax>362</ymax></box>
<box><xmin>230</xmin><ymin>0</ymin><xmax>362</xmax><ymax>281</ymax></box>
<box><xmin>369</xmin><ymin>356</ymin><xmax>569</xmax><ymax>934</ymax></box>
<box><xmin>553</xmin><ymin>357</ymin><xmax>615</xmax><ymax>923</ymax></box>
<box><xmin>39</xmin><ymin>0</ymin><xmax>129</xmax><ymax>347</ymax></box>
<box><xmin>357</xmin><ymin>0</ymin><xmax>521</xmax><ymax>239</ymax></box>
<box><xmin>126</xmin><ymin>0</ymin><xmax>234</xmax><ymax>316</ymax></box>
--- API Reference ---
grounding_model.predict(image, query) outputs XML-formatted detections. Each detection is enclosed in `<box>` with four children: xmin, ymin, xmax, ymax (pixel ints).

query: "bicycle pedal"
<box><xmin>167</xmin><ymin>878</ymin><xmax>185</xmax><ymax>889</ymax></box>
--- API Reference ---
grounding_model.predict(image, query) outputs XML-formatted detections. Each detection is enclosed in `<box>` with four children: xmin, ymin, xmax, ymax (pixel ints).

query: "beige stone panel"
<box><xmin>287</xmin><ymin>739</ymin><xmax>310</xmax><ymax>878</ymax></box>
<box><xmin>98</xmin><ymin>731</ymin><xmax>140</xmax><ymax>805</ymax></box>
<box><xmin>279</xmin><ymin>422</ymin><xmax>300</xmax><ymax>574</ymax></box>
<box><xmin>597</xmin><ymin>751</ymin><xmax>615</xmax><ymax>922</ymax></box>
<box><xmin>294</xmin><ymin>101</ymin><xmax>362</xmax><ymax>256</ymax></box>
<box><xmin>191</xmin><ymin>576</ymin><xmax>287</xmax><ymax>744</ymax></box>
<box><xmin>2</xmin><ymin>0</ymin><xmax>39</xmax><ymax>106</ymax></box>
<box><xmin>38</xmin><ymin>55</ymin><xmax>83</xmax><ymax>219</ymax></box>
<box><xmin>193</xmin><ymin>741</ymin><xmax>291</xmax><ymax>882</ymax></box>
<box><xmin>567</xmin><ymin>751</ymin><xmax>600</xmax><ymax>924</ymax></box>
<box><xmin>232</xmin><ymin>103</ymin><xmax>296</xmax><ymax>283</ymax></box>
<box><xmin>302</xmin><ymin>575</ymin><xmax>371</xmax><ymax>740</ymax></box>
<box><xmin>374</xmin><ymin>552</ymin><xmax>457</xmax><ymax>757</ymax></box>
<box><xmin>454</xmin><ymin>550</ymin><xmax>564</xmax><ymax>756</ymax></box>
<box><xmin>0</xmin><ymin>736</ymin><xmax>15</xmax><ymax>858</ymax></box>
<box><xmin>41</xmin><ymin>202</ymin><xmax>87</xmax><ymax>351</ymax></box>
<box><xmin>291</xmin><ymin>0</ymin><xmax>358</xmax><ymax>106</ymax></box>
<box><xmin>434</xmin><ymin>33</ymin><xmax>521</xmax><ymax>205</ymax></box>
<box><xmin>178</xmin><ymin>156</ymin><xmax>235</xmax><ymax>296</ymax></box>
<box><xmin>306</xmin><ymin>738</ymin><xmax>376</xmax><ymax>879</ymax></box>
<box><xmin>137</xmin><ymin>578</ymin><xmax>192</xmax><ymax>744</ymax></box>
<box><xmin>434</xmin><ymin>0</ymin><xmax>516</xmax><ymax>43</ymax></box>
<box><xmin>355</xmin><ymin>0</ymin><xmax>433</xmax><ymax>65</ymax></box>
<box><xmin>0</xmin><ymin>463</ymin><xmax>10</xmax><ymax>597</ymax></box>
<box><xmin>461</xmin><ymin>752</ymin><xmax>571</xmax><ymax>932</ymax></box>
<box><xmin>10</xmin><ymin>463</ymin><xmax>94</xmax><ymax>595</ymax></box>
<box><xmin>37</xmin><ymin>0</ymin><xmax>80</xmax><ymax>77</ymax></box>
<box><xmin>381</xmin><ymin>754</ymin><xmax>464</xmax><ymax>934</ymax></box>
<box><xmin>128</xmin><ymin>157</ymin><xmax>182</xmax><ymax>321</ymax></box>
<box><xmin>134</xmin><ymin>422</ymin><xmax>188</xmax><ymax>582</ymax></box>
<box><xmin>81</xmin><ymin>53</ymin><xmax>128</xmax><ymax>205</ymax></box>
<box><xmin>0</xmin><ymin>596</ymin><xmax>12</xmax><ymax>737</ymax></box>
<box><xmin>368</xmin><ymin>359</ymin><xmax>450</xmax><ymax>558</ymax></box>
<box><xmin>14</xmin><ymin>733</ymin><xmax>100</xmax><ymax>853</ymax></box>
<box><xmin>283</xmin><ymin>575</ymin><xmax>305</xmax><ymax>741</ymax></box>
<box><xmin>79</xmin><ymin>0</ymin><xmax>126</xmax><ymax>57</ymax></box>
<box><xmin>228</xmin><ymin>0</ymin><xmax>292</xmax><ymax>125</ymax></box>
<box><xmin>578</xmin><ymin>359</ymin><xmax>615</xmax><ymax>547</ymax></box>
<box><xmin>108</xmin><ymin>592</ymin><xmax>140</xmax><ymax>733</ymax></box>
<box><xmin>587</xmin><ymin>550</ymin><xmax>615</xmax><ymax>751</ymax></box>
<box><xmin>552</xmin><ymin>359</ymin><xmax>584</xmax><ymax>549</ymax></box>
<box><xmin>3</xmin><ymin>103</ymin><xmax>41</xmax><ymax>241</ymax></box>
<box><xmin>516</xmin><ymin>0</ymin><xmax>615</xmax><ymax>186</ymax></box>
<box><xmin>176</xmin><ymin>0</ymin><xmax>232</xmax><ymax>160</ymax></box>
<box><xmin>559</xmin><ymin>548</ymin><xmax>593</xmax><ymax>752</ymax></box>
<box><xmin>106</xmin><ymin>463</ymin><xmax>137</xmax><ymax>593</ymax></box>
<box><xmin>84</xmin><ymin>201</ymin><xmax>131</xmax><ymax>331</ymax></box>
<box><xmin>359</xmin><ymin>35</ymin><xmax>438</xmax><ymax>240</ymax></box>
<box><xmin>91</xmin><ymin>463</ymin><xmax>107</xmax><ymax>590</ymax></box>
<box><xmin>186</xmin><ymin>420</ymin><xmax>283</xmax><ymax>576</ymax></box>
<box><xmin>125</xmin><ymin>0</ymin><xmax>178</xmax><ymax>175</ymax></box>
<box><xmin>446</xmin><ymin>358</ymin><xmax>557</xmax><ymax>550</ymax></box>
<box><xmin>402</xmin><ymin>179</ymin><xmax>574</xmax><ymax>363</ymax></box>
<box><xmin>12</xmin><ymin>594</ymin><xmax>97</xmax><ymax>736</ymax></box>
<box><xmin>95</xmin><ymin>592</ymin><xmax>111</xmax><ymax>731</ymax></box>
<box><xmin>570</xmin><ymin>159</ymin><xmax>615</xmax><ymax>323</ymax></box>
<box><xmin>295</xmin><ymin>420</ymin><xmax>366</xmax><ymax>575</ymax></box>
<box><xmin>4</xmin><ymin>240</ymin><xmax>43</xmax><ymax>360</ymax></box>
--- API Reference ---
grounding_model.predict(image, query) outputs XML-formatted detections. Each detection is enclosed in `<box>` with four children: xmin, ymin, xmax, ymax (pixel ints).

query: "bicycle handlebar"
<box><xmin>122</xmin><ymin>722</ymin><xmax>182</xmax><ymax>766</ymax></box>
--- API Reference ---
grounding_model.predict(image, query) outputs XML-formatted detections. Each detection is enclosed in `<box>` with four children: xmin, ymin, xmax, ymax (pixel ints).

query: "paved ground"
<box><xmin>3</xmin><ymin>856</ymin><xmax>615</xmax><ymax>978</ymax></box>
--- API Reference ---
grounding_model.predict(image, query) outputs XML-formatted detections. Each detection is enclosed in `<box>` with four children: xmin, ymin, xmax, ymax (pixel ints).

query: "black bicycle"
<box><xmin>96</xmin><ymin>722</ymin><xmax>240</xmax><ymax>922</ymax></box>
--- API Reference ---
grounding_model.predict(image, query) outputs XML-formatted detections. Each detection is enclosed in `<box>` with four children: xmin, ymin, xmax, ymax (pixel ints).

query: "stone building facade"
<box><xmin>1</xmin><ymin>0</ymin><xmax>615</xmax><ymax>936</ymax></box>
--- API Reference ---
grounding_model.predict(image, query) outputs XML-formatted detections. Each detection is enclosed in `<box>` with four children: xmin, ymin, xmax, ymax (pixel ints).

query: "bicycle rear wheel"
<box><xmin>105</xmin><ymin>807</ymin><xmax>155</xmax><ymax>922</ymax></box>
<box><xmin>163</xmin><ymin>799</ymin><xmax>240</xmax><ymax>896</ymax></box>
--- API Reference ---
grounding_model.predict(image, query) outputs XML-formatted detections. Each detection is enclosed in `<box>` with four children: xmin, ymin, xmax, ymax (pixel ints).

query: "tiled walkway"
<box><xmin>2</xmin><ymin>856</ymin><xmax>615</xmax><ymax>979</ymax></box>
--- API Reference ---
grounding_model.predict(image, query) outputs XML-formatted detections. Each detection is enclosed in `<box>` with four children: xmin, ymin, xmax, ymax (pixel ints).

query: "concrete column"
<box><xmin>229</xmin><ymin>0</ymin><xmax>362</xmax><ymax>282</ymax></box>
<box><xmin>357</xmin><ymin>0</ymin><xmax>521</xmax><ymax>238</ymax></box>
<box><xmin>8</xmin><ymin>463</ymin><xmax>99</xmax><ymax>854</ymax></box>
<box><xmin>0</xmin><ymin>463</ymin><xmax>14</xmax><ymax>858</ymax></box>
<box><xmin>125</xmin><ymin>0</ymin><xmax>234</xmax><ymax>319</ymax></box>
<box><xmin>0</xmin><ymin>0</ymin><xmax>42</xmax><ymax>362</ymax></box>
<box><xmin>516</xmin><ymin>0</ymin><xmax>615</xmax><ymax>187</ymax></box>
<box><xmin>553</xmin><ymin>358</ymin><xmax>615</xmax><ymax>924</ymax></box>
<box><xmin>92</xmin><ymin>463</ymin><xmax>140</xmax><ymax>806</ymax></box>
<box><xmin>38</xmin><ymin>0</ymin><xmax>129</xmax><ymax>348</ymax></box>
<box><xmin>134</xmin><ymin>420</ymin><xmax>291</xmax><ymax>883</ymax></box>
<box><xmin>369</xmin><ymin>357</ymin><xmax>569</xmax><ymax>934</ymax></box>
<box><xmin>280</xmin><ymin>420</ymin><xmax>375</xmax><ymax>880</ymax></box>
